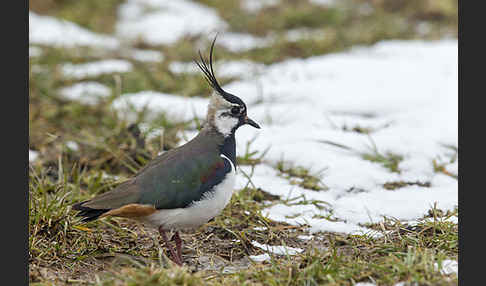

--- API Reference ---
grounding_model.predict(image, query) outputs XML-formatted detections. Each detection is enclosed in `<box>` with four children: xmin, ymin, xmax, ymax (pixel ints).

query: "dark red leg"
<box><xmin>174</xmin><ymin>231</ymin><xmax>183</xmax><ymax>265</ymax></box>
<box><xmin>158</xmin><ymin>226</ymin><xmax>182</xmax><ymax>266</ymax></box>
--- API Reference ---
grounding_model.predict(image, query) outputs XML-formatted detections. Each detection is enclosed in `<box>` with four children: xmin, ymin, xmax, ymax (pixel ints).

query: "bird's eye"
<box><xmin>231</xmin><ymin>106</ymin><xmax>240</xmax><ymax>115</ymax></box>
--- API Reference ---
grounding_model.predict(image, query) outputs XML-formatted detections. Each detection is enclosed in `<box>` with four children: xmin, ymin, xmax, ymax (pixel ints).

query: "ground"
<box><xmin>29</xmin><ymin>0</ymin><xmax>458</xmax><ymax>285</ymax></box>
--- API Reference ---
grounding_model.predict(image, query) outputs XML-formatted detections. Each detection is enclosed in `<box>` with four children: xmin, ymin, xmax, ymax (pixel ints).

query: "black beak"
<box><xmin>244</xmin><ymin>116</ymin><xmax>261</xmax><ymax>129</ymax></box>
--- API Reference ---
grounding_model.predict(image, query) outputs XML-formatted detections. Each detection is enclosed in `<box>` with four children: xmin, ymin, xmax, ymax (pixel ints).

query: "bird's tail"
<box><xmin>72</xmin><ymin>201</ymin><xmax>110</xmax><ymax>222</ymax></box>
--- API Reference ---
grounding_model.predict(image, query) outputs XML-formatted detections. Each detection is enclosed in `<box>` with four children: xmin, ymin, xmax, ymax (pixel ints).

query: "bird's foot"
<box><xmin>158</xmin><ymin>226</ymin><xmax>183</xmax><ymax>266</ymax></box>
<box><xmin>174</xmin><ymin>231</ymin><xmax>183</xmax><ymax>266</ymax></box>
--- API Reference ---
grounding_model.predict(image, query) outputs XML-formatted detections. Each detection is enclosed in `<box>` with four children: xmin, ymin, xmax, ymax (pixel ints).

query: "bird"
<box><xmin>72</xmin><ymin>37</ymin><xmax>261</xmax><ymax>266</ymax></box>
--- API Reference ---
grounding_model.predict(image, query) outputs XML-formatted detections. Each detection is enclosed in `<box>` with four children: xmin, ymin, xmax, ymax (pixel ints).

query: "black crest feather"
<box><xmin>194</xmin><ymin>35</ymin><xmax>245</xmax><ymax>106</ymax></box>
<box><xmin>194</xmin><ymin>35</ymin><xmax>225</xmax><ymax>95</ymax></box>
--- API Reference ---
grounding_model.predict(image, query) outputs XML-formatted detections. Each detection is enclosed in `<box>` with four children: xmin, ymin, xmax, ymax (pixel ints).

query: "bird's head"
<box><xmin>195</xmin><ymin>38</ymin><xmax>260</xmax><ymax>137</ymax></box>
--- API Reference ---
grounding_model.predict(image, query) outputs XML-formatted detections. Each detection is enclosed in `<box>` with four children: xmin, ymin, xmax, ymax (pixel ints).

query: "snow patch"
<box><xmin>249</xmin><ymin>253</ymin><xmax>271</xmax><ymax>262</ymax></box>
<box><xmin>111</xmin><ymin>91</ymin><xmax>208</xmax><ymax>121</ymax></box>
<box><xmin>217</xmin><ymin>60</ymin><xmax>266</xmax><ymax>79</ymax></box>
<box><xmin>170</xmin><ymin>59</ymin><xmax>264</xmax><ymax>80</ymax></box>
<box><xmin>231</xmin><ymin>40</ymin><xmax>457</xmax><ymax>234</ymax></box>
<box><xmin>116</xmin><ymin>0</ymin><xmax>227</xmax><ymax>45</ymax></box>
<box><xmin>405</xmin><ymin>215</ymin><xmax>458</xmax><ymax>227</ymax></box>
<box><xmin>58</xmin><ymin>82</ymin><xmax>111</xmax><ymax>104</ymax></box>
<box><xmin>168</xmin><ymin>62</ymin><xmax>200</xmax><ymax>74</ymax></box>
<box><xmin>241</xmin><ymin>0</ymin><xmax>280</xmax><ymax>13</ymax></box>
<box><xmin>435</xmin><ymin>259</ymin><xmax>458</xmax><ymax>275</ymax></box>
<box><xmin>309</xmin><ymin>0</ymin><xmax>336</xmax><ymax>7</ymax></box>
<box><xmin>29</xmin><ymin>150</ymin><xmax>39</xmax><ymax>163</ymax></box>
<box><xmin>29</xmin><ymin>12</ymin><xmax>119</xmax><ymax>49</ymax></box>
<box><xmin>65</xmin><ymin>141</ymin><xmax>80</xmax><ymax>151</ymax></box>
<box><xmin>251</xmin><ymin>241</ymin><xmax>303</xmax><ymax>256</ymax></box>
<box><xmin>217</xmin><ymin>32</ymin><xmax>273</xmax><ymax>52</ymax></box>
<box><xmin>297</xmin><ymin>235</ymin><xmax>314</xmax><ymax>240</ymax></box>
<box><xmin>127</xmin><ymin>49</ymin><xmax>164</xmax><ymax>62</ymax></box>
<box><xmin>61</xmin><ymin>60</ymin><xmax>132</xmax><ymax>79</ymax></box>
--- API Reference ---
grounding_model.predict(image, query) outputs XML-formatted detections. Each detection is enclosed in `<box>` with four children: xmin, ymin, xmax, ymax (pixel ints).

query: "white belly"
<box><xmin>142</xmin><ymin>156</ymin><xmax>236</xmax><ymax>230</ymax></box>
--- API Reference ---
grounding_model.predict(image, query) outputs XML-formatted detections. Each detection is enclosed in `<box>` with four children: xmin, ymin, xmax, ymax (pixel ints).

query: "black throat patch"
<box><xmin>219</xmin><ymin>133</ymin><xmax>236</xmax><ymax>167</ymax></box>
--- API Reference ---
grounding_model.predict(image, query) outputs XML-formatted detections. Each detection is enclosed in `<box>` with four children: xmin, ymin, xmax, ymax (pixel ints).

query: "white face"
<box><xmin>214</xmin><ymin>104</ymin><xmax>245</xmax><ymax>137</ymax></box>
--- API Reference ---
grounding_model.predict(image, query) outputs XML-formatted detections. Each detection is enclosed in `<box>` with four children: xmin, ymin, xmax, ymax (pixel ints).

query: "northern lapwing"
<box><xmin>72</xmin><ymin>38</ymin><xmax>261</xmax><ymax>266</ymax></box>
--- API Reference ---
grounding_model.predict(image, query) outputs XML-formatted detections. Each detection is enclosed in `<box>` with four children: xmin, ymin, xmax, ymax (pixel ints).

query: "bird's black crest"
<box><xmin>194</xmin><ymin>36</ymin><xmax>225</xmax><ymax>96</ymax></box>
<box><xmin>194</xmin><ymin>35</ymin><xmax>245</xmax><ymax>106</ymax></box>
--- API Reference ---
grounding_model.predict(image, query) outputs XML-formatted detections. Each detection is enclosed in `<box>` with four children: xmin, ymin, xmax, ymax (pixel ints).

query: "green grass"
<box><xmin>276</xmin><ymin>160</ymin><xmax>329</xmax><ymax>191</ymax></box>
<box><xmin>383</xmin><ymin>181</ymin><xmax>431</xmax><ymax>190</ymax></box>
<box><xmin>362</xmin><ymin>151</ymin><xmax>404</xmax><ymax>174</ymax></box>
<box><xmin>29</xmin><ymin>161</ymin><xmax>458</xmax><ymax>285</ymax></box>
<box><xmin>58</xmin><ymin>213</ymin><xmax>459</xmax><ymax>286</ymax></box>
<box><xmin>29</xmin><ymin>0</ymin><xmax>457</xmax><ymax>284</ymax></box>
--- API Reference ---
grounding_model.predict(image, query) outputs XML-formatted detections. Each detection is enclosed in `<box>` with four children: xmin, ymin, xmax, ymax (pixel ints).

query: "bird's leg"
<box><xmin>158</xmin><ymin>226</ymin><xmax>182</xmax><ymax>266</ymax></box>
<box><xmin>174</xmin><ymin>231</ymin><xmax>183</xmax><ymax>265</ymax></box>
